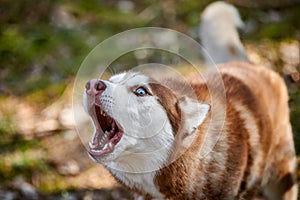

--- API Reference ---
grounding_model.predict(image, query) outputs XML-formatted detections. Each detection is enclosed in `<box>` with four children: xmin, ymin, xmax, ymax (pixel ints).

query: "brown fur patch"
<box><xmin>149</xmin><ymin>82</ymin><xmax>182</xmax><ymax>135</ymax></box>
<box><xmin>228</xmin><ymin>44</ymin><xmax>237</xmax><ymax>56</ymax></box>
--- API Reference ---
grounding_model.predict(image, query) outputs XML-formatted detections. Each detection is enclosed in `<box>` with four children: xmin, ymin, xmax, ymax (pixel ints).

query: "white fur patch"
<box><xmin>109</xmin><ymin>72</ymin><xmax>150</xmax><ymax>88</ymax></box>
<box><xmin>109</xmin><ymin>72</ymin><xmax>127</xmax><ymax>83</ymax></box>
<box><xmin>109</xmin><ymin>169</ymin><xmax>165</xmax><ymax>199</ymax></box>
<box><xmin>179</xmin><ymin>96</ymin><xmax>210</xmax><ymax>134</ymax></box>
<box><xmin>234</xmin><ymin>102</ymin><xmax>261</xmax><ymax>189</ymax></box>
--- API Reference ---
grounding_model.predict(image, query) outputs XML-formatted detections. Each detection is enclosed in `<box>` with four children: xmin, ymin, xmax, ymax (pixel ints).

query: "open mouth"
<box><xmin>88</xmin><ymin>104</ymin><xmax>123</xmax><ymax>158</ymax></box>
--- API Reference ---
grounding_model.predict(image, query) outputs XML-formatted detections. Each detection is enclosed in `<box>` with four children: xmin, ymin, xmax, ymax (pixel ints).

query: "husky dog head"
<box><xmin>83</xmin><ymin>72</ymin><xmax>210</xmax><ymax>172</ymax></box>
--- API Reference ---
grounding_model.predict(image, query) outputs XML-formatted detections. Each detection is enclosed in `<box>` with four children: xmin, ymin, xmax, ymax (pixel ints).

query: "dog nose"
<box><xmin>85</xmin><ymin>81</ymin><xmax>91</xmax><ymax>90</ymax></box>
<box><xmin>85</xmin><ymin>79</ymin><xmax>106</xmax><ymax>94</ymax></box>
<box><xmin>95</xmin><ymin>80</ymin><xmax>106</xmax><ymax>91</ymax></box>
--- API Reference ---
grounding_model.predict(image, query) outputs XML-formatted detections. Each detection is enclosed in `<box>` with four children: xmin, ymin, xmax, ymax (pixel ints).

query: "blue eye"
<box><xmin>135</xmin><ymin>87</ymin><xmax>147</xmax><ymax>96</ymax></box>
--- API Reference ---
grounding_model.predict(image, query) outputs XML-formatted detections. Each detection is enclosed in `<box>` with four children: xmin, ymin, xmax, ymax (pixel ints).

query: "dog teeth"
<box><xmin>103</xmin><ymin>143</ymin><xmax>109</xmax><ymax>150</ymax></box>
<box><xmin>99</xmin><ymin>131</ymin><xmax>111</xmax><ymax>145</ymax></box>
<box><xmin>105</xmin><ymin>130</ymin><xmax>110</xmax><ymax>137</ymax></box>
<box><xmin>100</xmin><ymin>110</ymin><xmax>106</xmax><ymax>116</ymax></box>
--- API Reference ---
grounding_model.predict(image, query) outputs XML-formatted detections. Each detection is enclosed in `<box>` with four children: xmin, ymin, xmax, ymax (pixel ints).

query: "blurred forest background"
<box><xmin>0</xmin><ymin>0</ymin><xmax>299</xmax><ymax>199</ymax></box>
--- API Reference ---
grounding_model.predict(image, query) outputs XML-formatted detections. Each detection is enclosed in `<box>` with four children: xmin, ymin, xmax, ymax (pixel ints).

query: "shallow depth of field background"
<box><xmin>0</xmin><ymin>0</ymin><xmax>299</xmax><ymax>199</ymax></box>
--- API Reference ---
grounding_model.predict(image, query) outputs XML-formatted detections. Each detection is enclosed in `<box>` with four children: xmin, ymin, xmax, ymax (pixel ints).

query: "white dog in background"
<box><xmin>199</xmin><ymin>1</ymin><xmax>249</xmax><ymax>66</ymax></box>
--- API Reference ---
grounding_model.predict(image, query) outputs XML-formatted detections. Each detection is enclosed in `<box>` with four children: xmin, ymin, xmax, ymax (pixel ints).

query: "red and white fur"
<box><xmin>83</xmin><ymin>62</ymin><xmax>298</xmax><ymax>199</ymax></box>
<box><xmin>82</xmin><ymin>3</ymin><xmax>297</xmax><ymax>199</ymax></box>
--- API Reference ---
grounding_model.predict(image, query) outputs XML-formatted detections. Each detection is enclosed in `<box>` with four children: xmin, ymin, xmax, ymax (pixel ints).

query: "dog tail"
<box><xmin>199</xmin><ymin>1</ymin><xmax>249</xmax><ymax>66</ymax></box>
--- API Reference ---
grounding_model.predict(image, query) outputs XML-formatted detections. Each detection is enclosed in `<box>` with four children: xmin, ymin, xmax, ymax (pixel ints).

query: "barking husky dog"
<box><xmin>199</xmin><ymin>1</ymin><xmax>249</xmax><ymax>66</ymax></box>
<box><xmin>83</xmin><ymin>62</ymin><xmax>298</xmax><ymax>199</ymax></box>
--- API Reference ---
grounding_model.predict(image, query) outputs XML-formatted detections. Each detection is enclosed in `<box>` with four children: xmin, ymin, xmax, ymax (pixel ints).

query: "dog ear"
<box><xmin>178</xmin><ymin>96</ymin><xmax>210</xmax><ymax>134</ymax></box>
